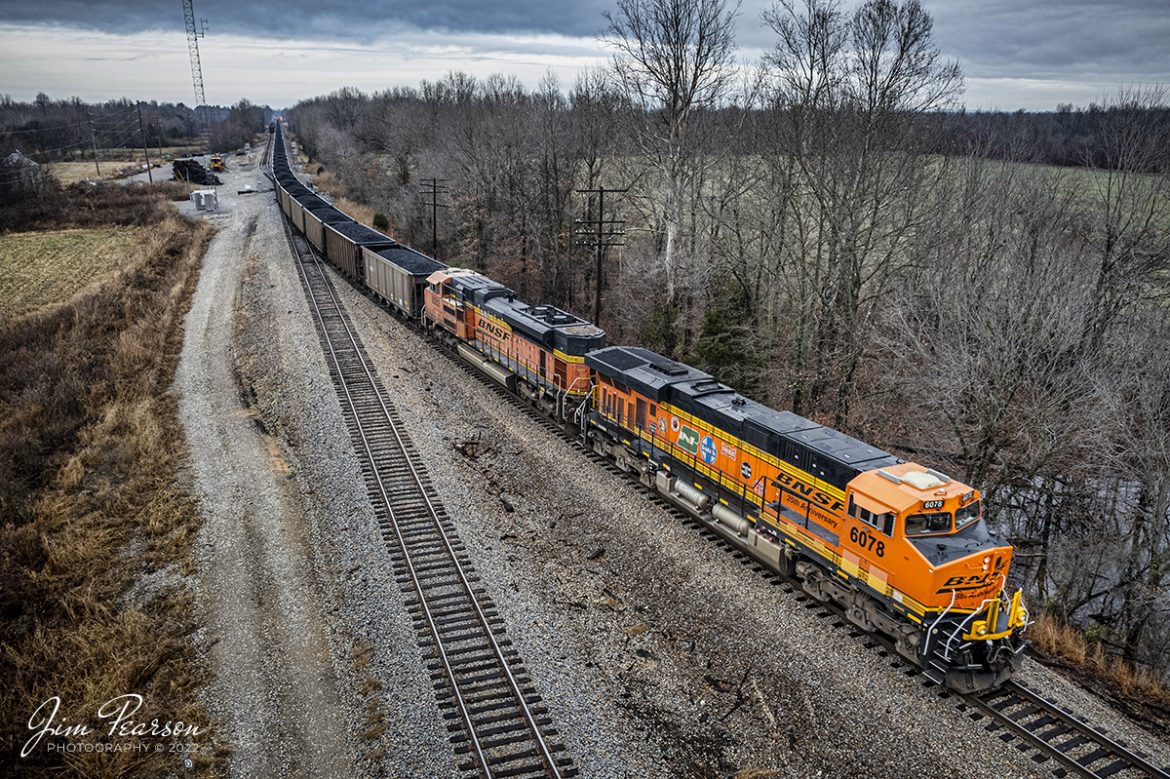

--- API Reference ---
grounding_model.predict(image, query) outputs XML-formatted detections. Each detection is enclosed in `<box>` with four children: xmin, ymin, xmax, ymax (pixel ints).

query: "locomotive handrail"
<box><xmin>927</xmin><ymin>588</ymin><xmax>958</xmax><ymax>657</ymax></box>
<box><xmin>942</xmin><ymin>596</ymin><xmax>995</xmax><ymax>662</ymax></box>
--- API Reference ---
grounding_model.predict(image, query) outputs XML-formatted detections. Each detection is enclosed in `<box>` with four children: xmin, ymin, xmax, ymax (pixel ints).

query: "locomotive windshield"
<box><xmin>955</xmin><ymin>500</ymin><xmax>982</xmax><ymax>530</ymax></box>
<box><xmin>905</xmin><ymin>512</ymin><xmax>952</xmax><ymax>536</ymax></box>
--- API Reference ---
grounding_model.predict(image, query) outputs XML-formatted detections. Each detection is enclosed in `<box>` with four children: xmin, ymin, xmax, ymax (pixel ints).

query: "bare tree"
<box><xmin>605</xmin><ymin>0</ymin><xmax>741</xmax><ymax>305</ymax></box>
<box><xmin>761</xmin><ymin>0</ymin><xmax>962</xmax><ymax>421</ymax></box>
<box><xmin>1079</xmin><ymin>87</ymin><xmax>1170</xmax><ymax>353</ymax></box>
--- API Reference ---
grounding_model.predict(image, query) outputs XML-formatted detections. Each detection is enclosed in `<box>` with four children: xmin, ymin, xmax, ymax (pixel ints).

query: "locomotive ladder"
<box><xmin>281</xmin><ymin>217</ymin><xmax>575</xmax><ymax>779</ymax></box>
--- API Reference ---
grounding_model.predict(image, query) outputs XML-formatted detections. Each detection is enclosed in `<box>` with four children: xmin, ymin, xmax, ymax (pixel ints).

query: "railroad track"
<box><xmin>277</xmin><ymin>213</ymin><xmax>575</xmax><ymax>778</ymax></box>
<box><xmin>962</xmin><ymin>681</ymin><xmax>1170</xmax><ymax>779</ymax></box>
<box><xmin>398</xmin><ymin>302</ymin><xmax>1170</xmax><ymax>779</ymax></box>
<box><xmin>265</xmin><ymin>132</ymin><xmax>1167</xmax><ymax>779</ymax></box>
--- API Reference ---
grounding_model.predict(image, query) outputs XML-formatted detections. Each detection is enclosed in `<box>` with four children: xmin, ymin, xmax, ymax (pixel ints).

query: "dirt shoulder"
<box><xmin>174</xmin><ymin>169</ymin><xmax>353</xmax><ymax>778</ymax></box>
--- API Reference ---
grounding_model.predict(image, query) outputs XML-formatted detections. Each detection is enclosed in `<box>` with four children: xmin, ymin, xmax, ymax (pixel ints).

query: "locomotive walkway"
<box><xmin>279</xmin><ymin>203</ymin><xmax>576</xmax><ymax>778</ymax></box>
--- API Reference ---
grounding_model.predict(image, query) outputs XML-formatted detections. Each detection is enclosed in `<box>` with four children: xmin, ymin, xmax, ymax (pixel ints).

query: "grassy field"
<box><xmin>45</xmin><ymin>145</ymin><xmax>204</xmax><ymax>184</ymax></box>
<box><xmin>0</xmin><ymin>184</ymin><xmax>217</xmax><ymax>775</ymax></box>
<box><xmin>0</xmin><ymin>227</ymin><xmax>152</xmax><ymax>322</ymax></box>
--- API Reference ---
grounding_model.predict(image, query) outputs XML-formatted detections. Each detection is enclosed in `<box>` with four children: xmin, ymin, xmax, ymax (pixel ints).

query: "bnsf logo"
<box><xmin>771</xmin><ymin>472</ymin><xmax>844</xmax><ymax>513</ymax></box>
<box><xmin>478</xmin><ymin>320</ymin><xmax>510</xmax><ymax>340</ymax></box>
<box><xmin>938</xmin><ymin>572</ymin><xmax>997</xmax><ymax>592</ymax></box>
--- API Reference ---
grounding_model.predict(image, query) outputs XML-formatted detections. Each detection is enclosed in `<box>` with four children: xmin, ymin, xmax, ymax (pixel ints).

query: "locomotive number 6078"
<box><xmin>849</xmin><ymin>526</ymin><xmax>885</xmax><ymax>557</ymax></box>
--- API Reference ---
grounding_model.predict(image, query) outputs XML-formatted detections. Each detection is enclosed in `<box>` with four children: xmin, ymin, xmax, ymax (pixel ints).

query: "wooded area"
<box><xmin>0</xmin><ymin>94</ymin><xmax>271</xmax><ymax>166</ymax></box>
<box><xmin>289</xmin><ymin>0</ymin><xmax>1167</xmax><ymax>684</ymax></box>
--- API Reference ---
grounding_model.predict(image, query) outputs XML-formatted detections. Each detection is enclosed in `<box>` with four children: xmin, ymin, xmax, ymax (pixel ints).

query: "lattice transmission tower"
<box><xmin>181</xmin><ymin>0</ymin><xmax>209</xmax><ymax>131</ymax></box>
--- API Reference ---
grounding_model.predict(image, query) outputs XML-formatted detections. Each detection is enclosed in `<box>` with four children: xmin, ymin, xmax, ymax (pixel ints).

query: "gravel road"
<box><xmin>175</xmin><ymin>160</ymin><xmax>353</xmax><ymax>779</ymax></box>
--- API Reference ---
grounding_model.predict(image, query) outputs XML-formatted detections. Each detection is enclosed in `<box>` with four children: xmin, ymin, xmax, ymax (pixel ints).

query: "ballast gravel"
<box><xmin>320</xmin><ymin>273</ymin><xmax>1070</xmax><ymax>779</ymax></box>
<box><xmin>216</xmin><ymin>172</ymin><xmax>1169</xmax><ymax>777</ymax></box>
<box><xmin>229</xmin><ymin>199</ymin><xmax>461</xmax><ymax>778</ymax></box>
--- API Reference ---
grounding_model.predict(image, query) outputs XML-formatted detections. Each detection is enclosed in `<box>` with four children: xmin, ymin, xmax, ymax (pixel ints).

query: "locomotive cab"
<box><xmin>847</xmin><ymin>463</ymin><xmax>1029</xmax><ymax>690</ymax></box>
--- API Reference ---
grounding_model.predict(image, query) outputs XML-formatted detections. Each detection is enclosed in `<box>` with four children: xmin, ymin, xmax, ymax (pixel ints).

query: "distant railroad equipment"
<box><xmin>172</xmin><ymin>157</ymin><xmax>220</xmax><ymax>185</ymax></box>
<box><xmin>266</xmin><ymin>121</ymin><xmax>1029</xmax><ymax>695</ymax></box>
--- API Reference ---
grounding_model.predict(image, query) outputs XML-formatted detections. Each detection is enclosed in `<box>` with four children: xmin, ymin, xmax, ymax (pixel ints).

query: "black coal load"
<box><xmin>172</xmin><ymin>158</ymin><xmax>221</xmax><ymax>185</ymax></box>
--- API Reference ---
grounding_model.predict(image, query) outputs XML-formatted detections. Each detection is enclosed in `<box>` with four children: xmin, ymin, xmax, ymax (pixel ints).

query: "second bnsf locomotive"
<box><xmin>269</xmin><ymin>121</ymin><xmax>1029</xmax><ymax>693</ymax></box>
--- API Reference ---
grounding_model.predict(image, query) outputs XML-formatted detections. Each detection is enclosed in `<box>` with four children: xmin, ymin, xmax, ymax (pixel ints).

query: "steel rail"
<box><xmin>291</xmin><ymin>253</ymin><xmax>493</xmax><ymax>776</ymax></box>
<box><xmin>294</xmin><ymin>247</ymin><xmax>563</xmax><ymax>779</ymax></box>
<box><xmin>964</xmin><ymin>681</ymin><xmax>1170</xmax><ymax>779</ymax></box>
<box><xmin>269</xmin><ymin>134</ymin><xmax>566</xmax><ymax>777</ymax></box>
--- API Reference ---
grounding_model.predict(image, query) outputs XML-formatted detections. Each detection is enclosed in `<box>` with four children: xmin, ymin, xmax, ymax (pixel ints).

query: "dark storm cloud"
<box><xmin>926</xmin><ymin>0</ymin><xmax>1170</xmax><ymax>79</ymax></box>
<box><xmin>1</xmin><ymin>0</ymin><xmax>1165</xmax><ymax>80</ymax></box>
<box><xmin>0</xmin><ymin>0</ymin><xmax>1165</xmax><ymax>109</ymax></box>
<box><xmin>0</xmin><ymin>0</ymin><xmax>613</xmax><ymax>40</ymax></box>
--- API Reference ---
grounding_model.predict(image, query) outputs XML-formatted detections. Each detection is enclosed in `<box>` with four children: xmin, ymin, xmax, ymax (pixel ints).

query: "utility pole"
<box><xmin>87</xmin><ymin>110</ymin><xmax>101</xmax><ymax>178</ymax></box>
<box><xmin>136</xmin><ymin>102</ymin><xmax>154</xmax><ymax>183</ymax></box>
<box><xmin>421</xmin><ymin>178</ymin><xmax>449</xmax><ymax>259</ymax></box>
<box><xmin>574</xmin><ymin>186</ymin><xmax>627</xmax><ymax>325</ymax></box>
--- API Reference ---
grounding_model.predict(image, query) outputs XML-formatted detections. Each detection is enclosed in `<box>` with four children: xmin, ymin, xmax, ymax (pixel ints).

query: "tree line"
<box><xmin>287</xmin><ymin>0</ymin><xmax>1170</xmax><ymax>683</ymax></box>
<box><xmin>0</xmin><ymin>93</ymin><xmax>272</xmax><ymax>163</ymax></box>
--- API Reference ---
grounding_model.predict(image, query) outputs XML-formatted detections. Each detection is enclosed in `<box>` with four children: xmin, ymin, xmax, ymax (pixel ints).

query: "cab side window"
<box><xmin>848</xmin><ymin>495</ymin><xmax>893</xmax><ymax>536</ymax></box>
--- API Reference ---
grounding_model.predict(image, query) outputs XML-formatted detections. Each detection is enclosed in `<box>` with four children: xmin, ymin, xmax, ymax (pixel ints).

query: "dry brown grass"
<box><xmin>45</xmin><ymin>147</ymin><xmax>202</xmax><ymax>185</ymax></box>
<box><xmin>1</xmin><ymin>180</ymin><xmax>194</xmax><ymax>232</ymax></box>
<box><xmin>334</xmin><ymin>196</ymin><xmax>376</xmax><ymax>228</ymax></box>
<box><xmin>0</xmin><ymin>227</ymin><xmax>152</xmax><ymax>322</ymax></box>
<box><xmin>1031</xmin><ymin>611</ymin><xmax>1170</xmax><ymax>705</ymax></box>
<box><xmin>0</xmin><ymin>185</ymin><xmax>216</xmax><ymax>776</ymax></box>
<box><xmin>299</xmin><ymin>169</ymin><xmax>376</xmax><ymax>228</ymax></box>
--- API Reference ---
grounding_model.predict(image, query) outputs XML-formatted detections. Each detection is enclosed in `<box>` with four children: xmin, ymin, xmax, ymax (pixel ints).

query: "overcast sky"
<box><xmin>0</xmin><ymin>0</ymin><xmax>1166</xmax><ymax>111</ymax></box>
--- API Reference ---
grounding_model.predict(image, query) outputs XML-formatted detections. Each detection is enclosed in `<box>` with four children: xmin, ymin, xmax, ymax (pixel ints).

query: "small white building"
<box><xmin>191</xmin><ymin>189</ymin><xmax>219</xmax><ymax>211</ymax></box>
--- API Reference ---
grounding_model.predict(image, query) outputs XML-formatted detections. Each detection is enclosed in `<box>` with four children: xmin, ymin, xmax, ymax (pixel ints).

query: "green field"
<box><xmin>0</xmin><ymin>227</ymin><xmax>150</xmax><ymax>322</ymax></box>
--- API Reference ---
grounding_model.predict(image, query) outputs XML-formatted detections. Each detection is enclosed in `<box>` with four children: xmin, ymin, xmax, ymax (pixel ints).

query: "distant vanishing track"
<box><xmin>276</xmin><ymin>210</ymin><xmax>575</xmax><ymax>778</ymax></box>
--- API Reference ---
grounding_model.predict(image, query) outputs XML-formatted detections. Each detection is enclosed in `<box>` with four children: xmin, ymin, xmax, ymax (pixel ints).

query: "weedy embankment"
<box><xmin>0</xmin><ymin>181</ymin><xmax>215</xmax><ymax>777</ymax></box>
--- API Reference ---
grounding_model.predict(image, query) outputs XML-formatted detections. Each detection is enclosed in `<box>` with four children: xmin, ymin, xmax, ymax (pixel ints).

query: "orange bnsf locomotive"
<box><xmin>582</xmin><ymin>347</ymin><xmax>1028</xmax><ymax>692</ymax></box>
<box><xmin>269</xmin><ymin>121</ymin><xmax>1029</xmax><ymax>693</ymax></box>
<box><xmin>423</xmin><ymin>267</ymin><xmax>604</xmax><ymax>420</ymax></box>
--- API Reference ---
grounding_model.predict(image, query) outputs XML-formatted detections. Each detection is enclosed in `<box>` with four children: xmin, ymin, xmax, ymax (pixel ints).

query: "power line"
<box><xmin>574</xmin><ymin>186</ymin><xmax>628</xmax><ymax>325</ymax></box>
<box><xmin>420</xmin><ymin>178</ymin><xmax>449</xmax><ymax>260</ymax></box>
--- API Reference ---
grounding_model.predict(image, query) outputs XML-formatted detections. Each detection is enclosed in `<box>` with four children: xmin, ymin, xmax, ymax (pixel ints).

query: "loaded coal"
<box><xmin>172</xmin><ymin>158</ymin><xmax>222</xmax><ymax>186</ymax></box>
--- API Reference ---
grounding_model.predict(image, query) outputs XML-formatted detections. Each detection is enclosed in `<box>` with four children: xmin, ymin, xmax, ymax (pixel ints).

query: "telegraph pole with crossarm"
<box><xmin>574</xmin><ymin>186</ymin><xmax>628</xmax><ymax>325</ymax></box>
<box><xmin>421</xmin><ymin>178</ymin><xmax>449</xmax><ymax>259</ymax></box>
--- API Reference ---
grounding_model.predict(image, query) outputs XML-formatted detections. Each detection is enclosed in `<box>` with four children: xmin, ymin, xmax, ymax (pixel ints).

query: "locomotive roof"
<box><xmin>484</xmin><ymin>296</ymin><xmax>605</xmax><ymax>351</ymax></box>
<box><xmin>439</xmin><ymin>270</ymin><xmax>604</xmax><ymax>352</ymax></box>
<box><xmin>587</xmin><ymin>346</ymin><xmax>899</xmax><ymax>488</ymax></box>
<box><xmin>586</xmin><ymin>346</ymin><xmax>709</xmax><ymax>395</ymax></box>
<box><xmin>326</xmin><ymin>221</ymin><xmax>395</xmax><ymax>245</ymax></box>
<box><xmin>368</xmin><ymin>245</ymin><xmax>445</xmax><ymax>276</ymax></box>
